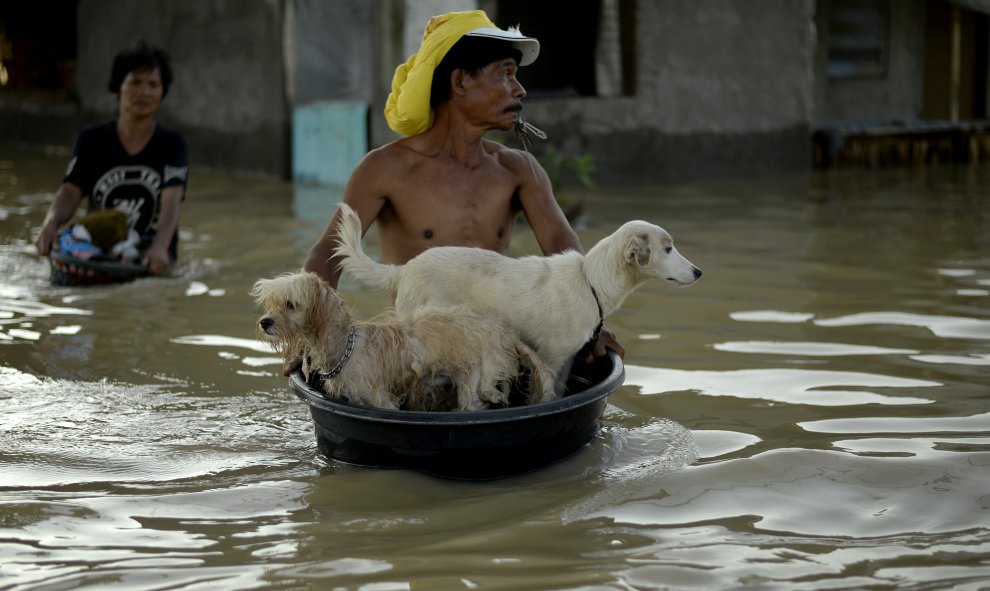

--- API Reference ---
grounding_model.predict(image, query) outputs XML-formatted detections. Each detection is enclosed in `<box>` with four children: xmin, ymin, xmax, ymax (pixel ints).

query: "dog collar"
<box><xmin>317</xmin><ymin>327</ymin><xmax>356</xmax><ymax>385</ymax></box>
<box><xmin>589</xmin><ymin>284</ymin><xmax>604</xmax><ymax>342</ymax></box>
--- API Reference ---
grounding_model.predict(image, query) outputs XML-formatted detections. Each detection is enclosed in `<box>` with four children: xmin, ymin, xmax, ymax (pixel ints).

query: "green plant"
<box><xmin>536</xmin><ymin>148</ymin><xmax>596</xmax><ymax>222</ymax></box>
<box><xmin>538</xmin><ymin>147</ymin><xmax>597</xmax><ymax>193</ymax></box>
<box><xmin>486</xmin><ymin>132</ymin><xmax>597</xmax><ymax>221</ymax></box>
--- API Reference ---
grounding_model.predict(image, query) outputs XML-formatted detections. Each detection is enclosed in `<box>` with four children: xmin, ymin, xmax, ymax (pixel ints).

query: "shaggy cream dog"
<box><xmin>333</xmin><ymin>203</ymin><xmax>701</xmax><ymax>391</ymax></box>
<box><xmin>251</xmin><ymin>270</ymin><xmax>556</xmax><ymax>411</ymax></box>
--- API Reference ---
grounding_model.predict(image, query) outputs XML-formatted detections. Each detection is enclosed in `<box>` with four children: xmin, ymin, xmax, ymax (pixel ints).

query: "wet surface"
<box><xmin>1</xmin><ymin>145</ymin><xmax>988</xmax><ymax>589</ymax></box>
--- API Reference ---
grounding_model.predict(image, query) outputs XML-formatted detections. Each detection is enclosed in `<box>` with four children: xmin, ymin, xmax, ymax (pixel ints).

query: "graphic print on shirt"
<box><xmin>164</xmin><ymin>165</ymin><xmax>188</xmax><ymax>185</ymax></box>
<box><xmin>92</xmin><ymin>165</ymin><xmax>162</xmax><ymax>234</ymax></box>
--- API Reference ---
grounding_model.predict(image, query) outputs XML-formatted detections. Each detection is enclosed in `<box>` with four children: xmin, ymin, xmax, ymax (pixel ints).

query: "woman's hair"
<box><xmin>430</xmin><ymin>37</ymin><xmax>523</xmax><ymax>108</ymax></box>
<box><xmin>107</xmin><ymin>41</ymin><xmax>174</xmax><ymax>97</ymax></box>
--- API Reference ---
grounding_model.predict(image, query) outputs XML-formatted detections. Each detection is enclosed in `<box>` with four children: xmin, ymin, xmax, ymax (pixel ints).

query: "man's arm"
<box><xmin>303</xmin><ymin>208</ymin><xmax>347</xmax><ymax>287</ymax></box>
<box><xmin>35</xmin><ymin>182</ymin><xmax>84</xmax><ymax>256</ymax></box>
<box><xmin>303</xmin><ymin>152</ymin><xmax>387</xmax><ymax>287</ymax></box>
<box><xmin>512</xmin><ymin>150</ymin><xmax>584</xmax><ymax>255</ymax></box>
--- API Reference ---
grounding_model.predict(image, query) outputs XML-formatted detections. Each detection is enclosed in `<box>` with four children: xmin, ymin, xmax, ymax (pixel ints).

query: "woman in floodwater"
<box><xmin>33</xmin><ymin>41</ymin><xmax>188</xmax><ymax>276</ymax></box>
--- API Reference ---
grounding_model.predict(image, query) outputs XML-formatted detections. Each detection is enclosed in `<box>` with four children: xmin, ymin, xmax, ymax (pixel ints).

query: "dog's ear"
<box><xmin>624</xmin><ymin>232</ymin><xmax>652</xmax><ymax>267</ymax></box>
<box><xmin>304</xmin><ymin>274</ymin><xmax>327</xmax><ymax>340</ymax></box>
<box><xmin>249</xmin><ymin>278</ymin><xmax>268</xmax><ymax>303</ymax></box>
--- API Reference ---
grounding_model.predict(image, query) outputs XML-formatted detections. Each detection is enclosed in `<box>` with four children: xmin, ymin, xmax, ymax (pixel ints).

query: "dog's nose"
<box><xmin>260</xmin><ymin>317</ymin><xmax>274</xmax><ymax>331</ymax></box>
<box><xmin>693</xmin><ymin>267</ymin><xmax>702</xmax><ymax>279</ymax></box>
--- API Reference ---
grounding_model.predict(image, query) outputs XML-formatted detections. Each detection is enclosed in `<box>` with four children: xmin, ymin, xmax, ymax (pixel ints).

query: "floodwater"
<box><xmin>1</xmin><ymin>142</ymin><xmax>988</xmax><ymax>591</ymax></box>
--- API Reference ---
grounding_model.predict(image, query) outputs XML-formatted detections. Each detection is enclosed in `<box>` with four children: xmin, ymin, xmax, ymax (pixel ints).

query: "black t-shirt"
<box><xmin>64</xmin><ymin>120</ymin><xmax>188</xmax><ymax>255</ymax></box>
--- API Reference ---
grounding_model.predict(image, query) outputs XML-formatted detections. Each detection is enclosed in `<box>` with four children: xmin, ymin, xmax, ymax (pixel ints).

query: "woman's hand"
<box><xmin>142</xmin><ymin>243</ymin><xmax>172</xmax><ymax>275</ymax></box>
<box><xmin>35</xmin><ymin>183</ymin><xmax>84</xmax><ymax>257</ymax></box>
<box><xmin>34</xmin><ymin>221</ymin><xmax>59</xmax><ymax>256</ymax></box>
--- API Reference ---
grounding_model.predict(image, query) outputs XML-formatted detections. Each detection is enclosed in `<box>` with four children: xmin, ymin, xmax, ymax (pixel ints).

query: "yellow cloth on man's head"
<box><xmin>384</xmin><ymin>10</ymin><xmax>498</xmax><ymax>137</ymax></box>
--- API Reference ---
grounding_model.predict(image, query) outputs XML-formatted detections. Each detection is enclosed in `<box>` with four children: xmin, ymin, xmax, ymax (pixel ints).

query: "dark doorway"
<box><xmin>0</xmin><ymin>1</ymin><xmax>78</xmax><ymax>99</ymax></box>
<box><xmin>494</xmin><ymin>0</ymin><xmax>636</xmax><ymax>98</ymax></box>
<box><xmin>923</xmin><ymin>0</ymin><xmax>988</xmax><ymax>119</ymax></box>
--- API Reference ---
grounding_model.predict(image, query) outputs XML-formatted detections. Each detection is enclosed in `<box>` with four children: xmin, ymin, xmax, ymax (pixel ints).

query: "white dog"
<box><xmin>333</xmin><ymin>203</ymin><xmax>701</xmax><ymax>391</ymax></box>
<box><xmin>251</xmin><ymin>270</ymin><xmax>557</xmax><ymax>411</ymax></box>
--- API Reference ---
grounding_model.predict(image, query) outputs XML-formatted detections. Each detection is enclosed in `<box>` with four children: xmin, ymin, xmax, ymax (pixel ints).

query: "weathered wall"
<box><xmin>1</xmin><ymin>0</ymin><xmax>944</xmax><ymax>184</ymax></box>
<box><xmin>73</xmin><ymin>0</ymin><xmax>288</xmax><ymax>177</ymax></box>
<box><xmin>358</xmin><ymin>0</ymin><xmax>820</xmax><ymax>183</ymax></box>
<box><xmin>813</xmin><ymin>0</ymin><xmax>927</xmax><ymax>125</ymax></box>
<box><xmin>284</xmin><ymin>0</ymin><xmax>373</xmax><ymax>106</ymax></box>
<box><xmin>522</xmin><ymin>0</ymin><xmax>818</xmax><ymax>183</ymax></box>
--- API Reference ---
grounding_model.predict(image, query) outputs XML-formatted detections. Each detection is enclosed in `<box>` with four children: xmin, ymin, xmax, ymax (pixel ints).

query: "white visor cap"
<box><xmin>464</xmin><ymin>26</ymin><xmax>540</xmax><ymax>66</ymax></box>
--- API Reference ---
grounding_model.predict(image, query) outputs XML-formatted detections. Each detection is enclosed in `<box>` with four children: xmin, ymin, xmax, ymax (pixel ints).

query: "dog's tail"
<box><xmin>332</xmin><ymin>203</ymin><xmax>402</xmax><ymax>292</ymax></box>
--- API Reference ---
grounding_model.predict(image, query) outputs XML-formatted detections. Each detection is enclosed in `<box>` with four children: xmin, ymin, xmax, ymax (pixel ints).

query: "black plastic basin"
<box><xmin>290</xmin><ymin>351</ymin><xmax>625</xmax><ymax>479</ymax></box>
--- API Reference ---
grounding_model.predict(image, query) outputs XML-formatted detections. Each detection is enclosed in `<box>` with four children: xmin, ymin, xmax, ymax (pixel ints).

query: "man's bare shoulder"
<box><xmin>351</xmin><ymin>141</ymin><xmax>423</xmax><ymax>186</ymax></box>
<box><xmin>364</xmin><ymin>137</ymin><xmax>446</xmax><ymax>170</ymax></box>
<box><xmin>360</xmin><ymin>141</ymin><xmax>408</xmax><ymax>166</ymax></box>
<box><xmin>483</xmin><ymin>137</ymin><xmax>527</xmax><ymax>159</ymax></box>
<box><xmin>483</xmin><ymin>138</ymin><xmax>538</xmax><ymax>175</ymax></box>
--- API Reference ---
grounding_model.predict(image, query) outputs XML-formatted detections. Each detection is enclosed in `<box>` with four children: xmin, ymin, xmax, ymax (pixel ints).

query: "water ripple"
<box><xmin>798</xmin><ymin>412</ymin><xmax>990</xmax><ymax>434</ymax></box>
<box><xmin>714</xmin><ymin>340</ymin><xmax>917</xmax><ymax>356</ymax></box>
<box><xmin>911</xmin><ymin>352</ymin><xmax>990</xmax><ymax>366</ymax></box>
<box><xmin>0</xmin><ymin>297</ymin><xmax>92</xmax><ymax>318</ymax></box>
<box><xmin>562</xmin><ymin>416</ymin><xmax>698</xmax><ymax>524</ymax></box>
<box><xmin>0</xmin><ymin>366</ymin><xmax>313</xmax><ymax>488</ymax></box>
<box><xmin>624</xmin><ymin>365</ymin><xmax>937</xmax><ymax>406</ymax></box>
<box><xmin>730</xmin><ymin>310</ymin><xmax>815</xmax><ymax>323</ymax></box>
<box><xmin>579</xmin><ymin>448</ymin><xmax>990</xmax><ymax>537</ymax></box>
<box><xmin>815</xmin><ymin>311</ymin><xmax>990</xmax><ymax>340</ymax></box>
<box><xmin>170</xmin><ymin>334</ymin><xmax>273</xmax><ymax>353</ymax></box>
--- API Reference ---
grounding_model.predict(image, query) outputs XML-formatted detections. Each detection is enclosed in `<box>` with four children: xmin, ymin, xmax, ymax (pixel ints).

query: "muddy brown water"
<box><xmin>1</xmin><ymin>144</ymin><xmax>988</xmax><ymax>590</ymax></box>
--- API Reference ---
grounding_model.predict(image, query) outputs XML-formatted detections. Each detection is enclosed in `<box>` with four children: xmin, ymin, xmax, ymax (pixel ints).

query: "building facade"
<box><xmin>0</xmin><ymin>0</ymin><xmax>987</xmax><ymax>183</ymax></box>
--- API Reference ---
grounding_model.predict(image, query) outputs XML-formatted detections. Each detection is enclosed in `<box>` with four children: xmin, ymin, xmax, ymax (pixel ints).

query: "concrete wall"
<box><xmin>1</xmin><ymin>0</ymin><xmax>948</xmax><ymax>184</ymax></box>
<box><xmin>521</xmin><ymin>0</ymin><xmax>818</xmax><ymax>183</ymax></box>
<box><xmin>284</xmin><ymin>0</ymin><xmax>373</xmax><ymax>106</ymax></box>
<box><xmin>73</xmin><ymin>0</ymin><xmax>288</xmax><ymax>178</ymax></box>
<box><xmin>813</xmin><ymin>0</ymin><xmax>927</xmax><ymax>125</ymax></box>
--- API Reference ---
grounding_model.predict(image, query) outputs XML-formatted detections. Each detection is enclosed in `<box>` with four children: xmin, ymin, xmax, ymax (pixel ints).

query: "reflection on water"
<box><xmin>816</xmin><ymin>310</ymin><xmax>990</xmax><ymax>340</ymax></box>
<box><xmin>2</xmin><ymin>145</ymin><xmax>989</xmax><ymax>589</ymax></box>
<box><xmin>800</xmin><ymin>411</ymin><xmax>990</xmax><ymax>434</ymax></box>
<box><xmin>625</xmin><ymin>364</ymin><xmax>938</xmax><ymax>405</ymax></box>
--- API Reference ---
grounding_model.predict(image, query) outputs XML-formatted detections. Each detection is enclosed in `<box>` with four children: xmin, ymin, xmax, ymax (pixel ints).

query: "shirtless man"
<box><xmin>302</xmin><ymin>10</ymin><xmax>622</xmax><ymax>366</ymax></box>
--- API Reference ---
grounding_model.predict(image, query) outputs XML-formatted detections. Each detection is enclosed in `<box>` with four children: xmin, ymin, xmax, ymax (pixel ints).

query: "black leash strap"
<box><xmin>589</xmin><ymin>284</ymin><xmax>604</xmax><ymax>343</ymax></box>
